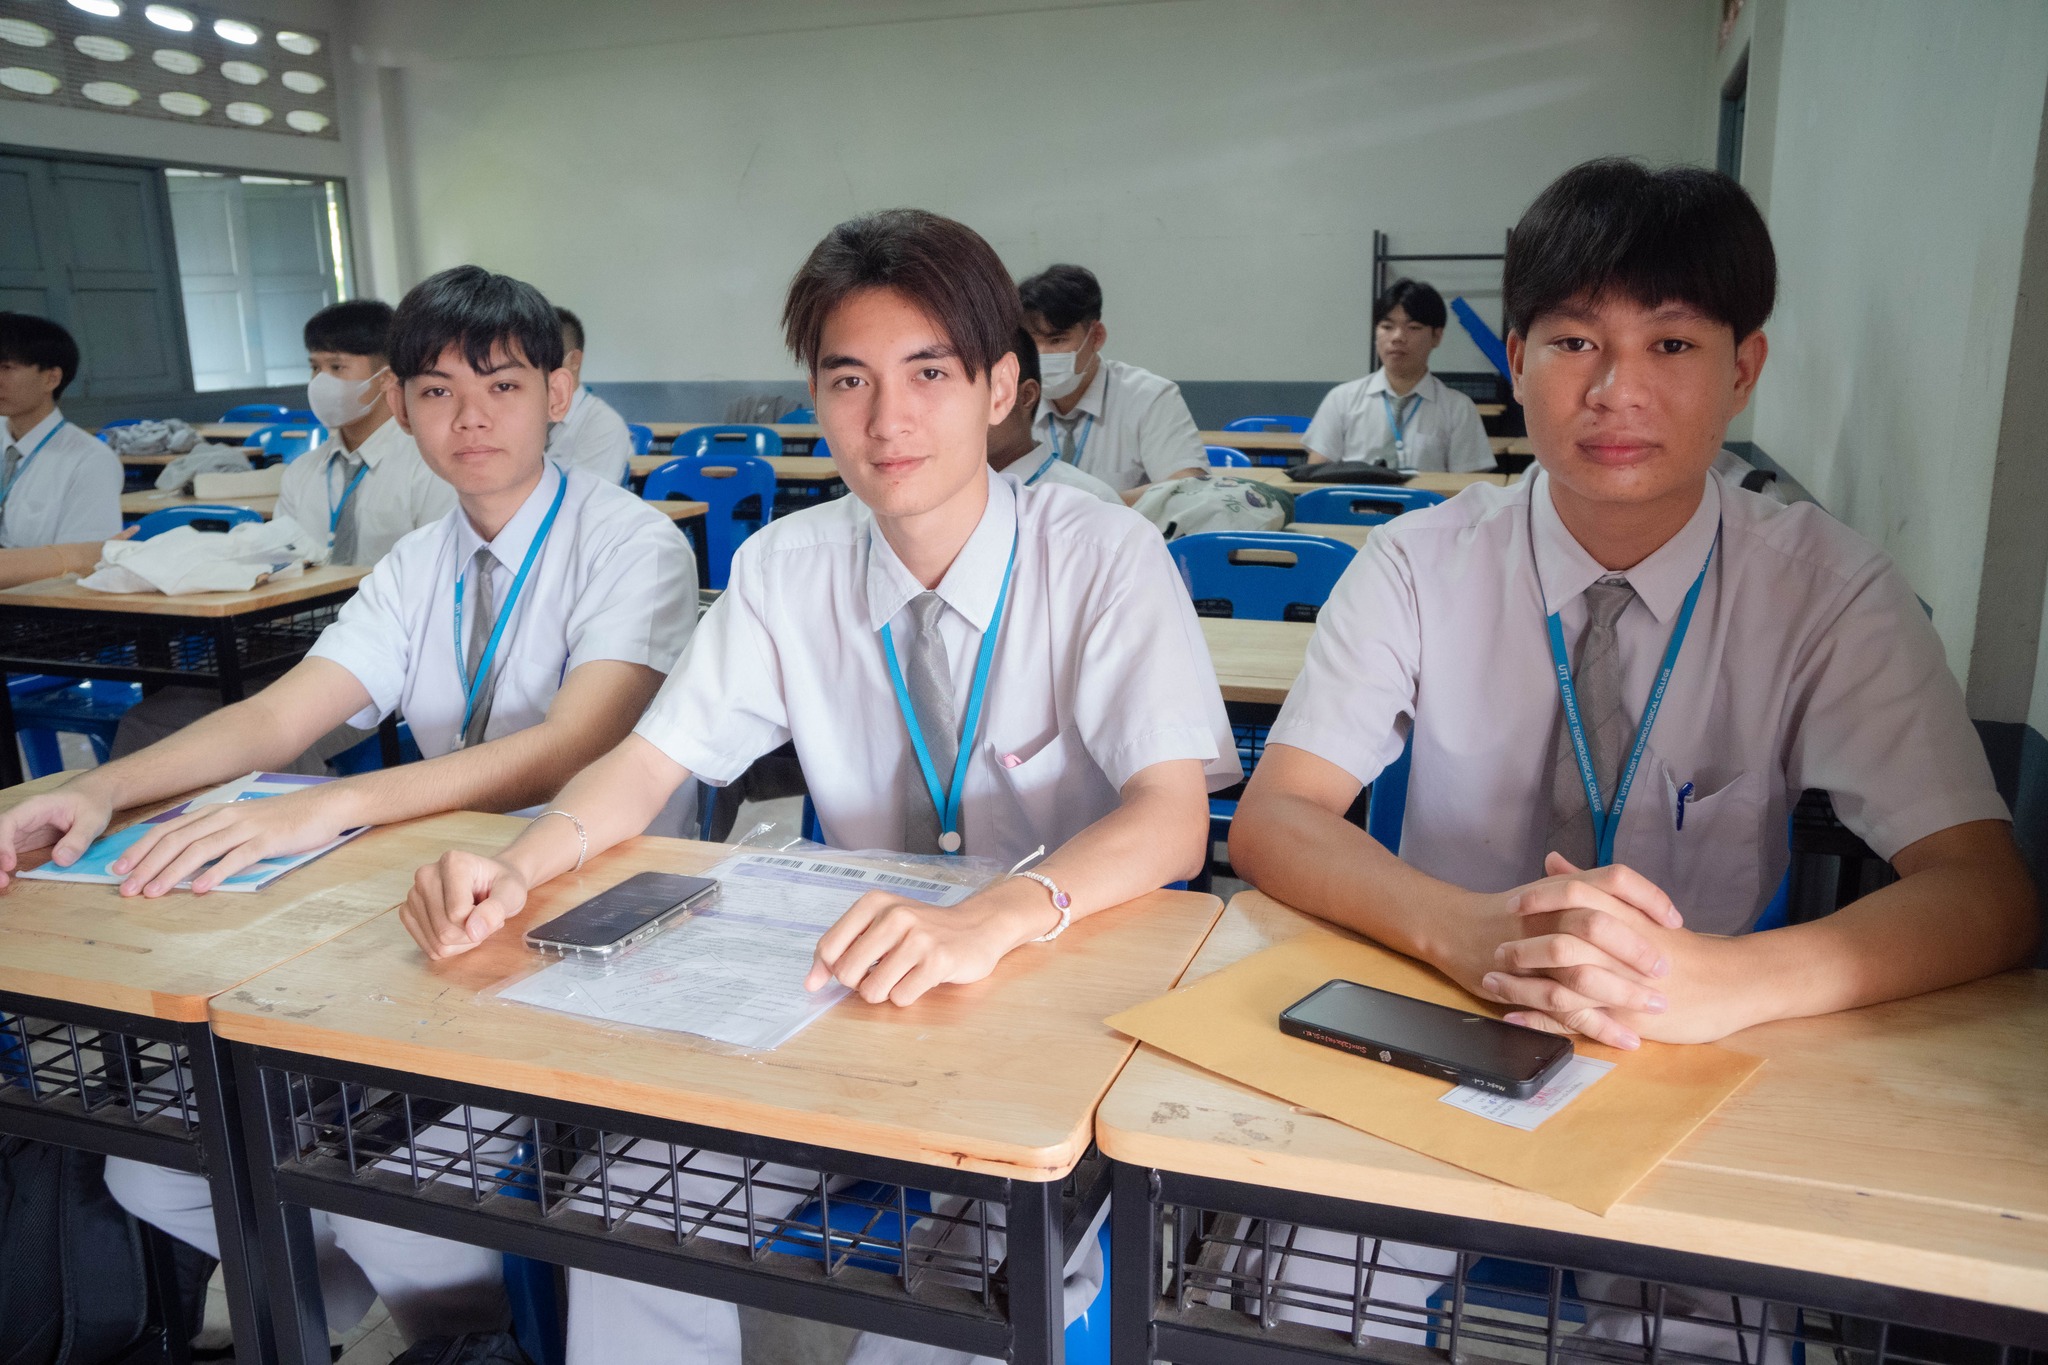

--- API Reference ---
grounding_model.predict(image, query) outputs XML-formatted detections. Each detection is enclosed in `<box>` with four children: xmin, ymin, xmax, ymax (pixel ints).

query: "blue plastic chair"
<box><xmin>282</xmin><ymin>409</ymin><xmax>319</xmax><ymax>424</ymax></box>
<box><xmin>1292</xmin><ymin>486</ymin><xmax>1447</xmax><ymax>527</ymax></box>
<box><xmin>1168</xmin><ymin>531</ymin><xmax>1355</xmax><ymax>622</ymax></box>
<box><xmin>9</xmin><ymin>675</ymin><xmax>142</xmax><ymax>778</ymax></box>
<box><xmin>625</xmin><ymin>423</ymin><xmax>653</xmax><ymax>455</ymax></box>
<box><xmin>1223</xmin><ymin>414</ymin><xmax>1311</xmax><ymax>433</ymax></box>
<box><xmin>491</xmin><ymin>1141</ymin><xmax>565</xmax><ymax>1365</ymax></box>
<box><xmin>780</xmin><ymin>406</ymin><xmax>816</xmax><ymax>423</ymax></box>
<box><xmin>248</xmin><ymin>422</ymin><xmax>327</xmax><ymax>463</ymax></box>
<box><xmin>643</xmin><ymin>455</ymin><xmax>776</xmax><ymax>590</ymax></box>
<box><xmin>1205</xmin><ymin>445</ymin><xmax>1250</xmax><ymax>468</ymax></box>
<box><xmin>811</xmin><ymin>438</ymin><xmax>832</xmax><ymax>461</ymax></box>
<box><xmin>673</xmin><ymin>424</ymin><xmax>783</xmax><ymax>463</ymax></box>
<box><xmin>134</xmin><ymin>504</ymin><xmax>265</xmax><ymax>540</ymax></box>
<box><xmin>327</xmin><ymin>722</ymin><xmax>423</xmax><ymax>776</ymax></box>
<box><xmin>219</xmin><ymin>403</ymin><xmax>288</xmax><ymax>423</ymax></box>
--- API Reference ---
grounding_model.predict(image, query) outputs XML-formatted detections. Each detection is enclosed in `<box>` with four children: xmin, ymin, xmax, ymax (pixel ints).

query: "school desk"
<box><xmin>1099</xmin><ymin>892</ymin><xmax>2048</xmax><ymax>1362</ymax></box>
<box><xmin>0</xmin><ymin>566</ymin><xmax>371</xmax><ymax>787</ymax></box>
<box><xmin>195</xmin><ymin>422</ymin><xmax>262</xmax><ymax>443</ymax></box>
<box><xmin>0</xmin><ymin>780</ymin><xmax>523</xmax><ymax>1365</ymax></box>
<box><xmin>1199</xmin><ymin>431</ymin><xmax>1522</xmax><ymax>468</ymax></box>
<box><xmin>1199</xmin><ymin>618</ymin><xmax>1311</xmax><ymax>708</ymax></box>
<box><xmin>1283</xmin><ymin>521</ymin><xmax>1373</xmax><ymax>549</ymax></box>
<box><xmin>121</xmin><ymin>489</ymin><xmax>278</xmax><ymax>523</ymax></box>
<box><xmin>1234</xmin><ymin>468</ymin><xmax>1509</xmax><ymax>498</ymax></box>
<box><xmin>642</xmin><ymin>421</ymin><xmax>822</xmax><ymax>455</ymax></box>
<box><xmin>207</xmin><ymin>834</ymin><xmax>1223</xmax><ymax>1365</ymax></box>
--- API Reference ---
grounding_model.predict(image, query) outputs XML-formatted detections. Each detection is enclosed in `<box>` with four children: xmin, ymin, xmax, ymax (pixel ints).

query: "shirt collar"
<box><xmin>1017</xmin><ymin>440</ymin><xmax>1059</xmax><ymax>482</ymax></box>
<box><xmin>1364</xmin><ymin>370</ymin><xmax>1436</xmax><ymax>405</ymax></box>
<box><xmin>454</xmin><ymin>461</ymin><xmax>566</xmax><ymax>573</ymax></box>
<box><xmin>566</xmin><ymin>386</ymin><xmax>591</xmax><ymax>422</ymax></box>
<box><xmin>325</xmin><ymin>413</ymin><xmax>400</xmax><ymax>468</ymax></box>
<box><xmin>1531</xmin><ymin>468</ymin><xmax>1722</xmax><ymax>624</ymax></box>
<box><xmin>1050</xmin><ymin>358</ymin><xmax>1109</xmax><ymax>423</ymax></box>
<box><xmin>9</xmin><ymin>407</ymin><xmax>64</xmax><ymax>453</ymax></box>
<box><xmin>865</xmin><ymin>467</ymin><xmax>1015</xmax><ymax>633</ymax></box>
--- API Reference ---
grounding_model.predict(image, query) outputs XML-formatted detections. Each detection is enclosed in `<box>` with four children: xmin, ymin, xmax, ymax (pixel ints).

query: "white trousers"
<box><xmin>563</xmin><ymin>1148</ymin><xmax>1103</xmax><ymax>1365</ymax></box>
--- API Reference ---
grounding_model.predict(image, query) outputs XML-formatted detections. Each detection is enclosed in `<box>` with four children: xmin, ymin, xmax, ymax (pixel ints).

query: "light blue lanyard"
<box><xmin>1050</xmin><ymin>413</ymin><xmax>1095</xmax><ymax>466</ymax></box>
<box><xmin>1543</xmin><ymin>524</ymin><xmax>1719</xmax><ymax>867</ymax></box>
<box><xmin>327</xmin><ymin>452</ymin><xmax>370</xmax><ymax>533</ymax></box>
<box><xmin>1024</xmin><ymin>446</ymin><xmax>1060</xmax><ymax>486</ymax></box>
<box><xmin>1</xmin><ymin>420</ymin><xmax>66</xmax><ymax>505</ymax></box>
<box><xmin>878</xmin><ymin>525</ymin><xmax>1019</xmax><ymax>854</ymax></box>
<box><xmin>1378</xmin><ymin>390</ymin><xmax>1419</xmax><ymax>461</ymax></box>
<box><xmin>452</xmin><ymin>470</ymin><xmax>570</xmax><ymax>741</ymax></box>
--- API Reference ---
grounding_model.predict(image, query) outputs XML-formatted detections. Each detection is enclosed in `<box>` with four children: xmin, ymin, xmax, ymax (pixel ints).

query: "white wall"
<box><xmin>344</xmin><ymin>0</ymin><xmax>1717</xmax><ymax>384</ymax></box>
<box><xmin>1742</xmin><ymin>0</ymin><xmax>2048</xmax><ymax>678</ymax></box>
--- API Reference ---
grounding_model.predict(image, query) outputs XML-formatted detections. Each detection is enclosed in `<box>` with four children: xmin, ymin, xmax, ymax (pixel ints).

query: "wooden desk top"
<box><xmin>195</xmin><ymin>423</ymin><xmax>261</xmax><ymax>441</ymax></box>
<box><xmin>0</xmin><ymin>798</ymin><xmax>523</xmax><ymax>1023</ymax></box>
<box><xmin>1234</xmin><ymin>468</ymin><xmax>1508</xmax><ymax>498</ymax></box>
<box><xmin>122</xmin><ymin>490</ymin><xmax>276</xmax><ymax>519</ymax></box>
<box><xmin>1203</xmin><ymin>431</ymin><xmax>1514</xmax><ymax>457</ymax></box>
<box><xmin>210</xmin><ymin>837</ymin><xmax>1224</xmax><ymax>1180</ymax></box>
<box><xmin>1284</xmin><ymin>522</ymin><xmax>1371</xmax><ymax>549</ymax></box>
<box><xmin>1097</xmin><ymin>894</ymin><xmax>2048</xmax><ymax>1312</ymax></box>
<box><xmin>630</xmin><ymin>454</ymin><xmax>840</xmax><ymax>483</ymax></box>
<box><xmin>646</xmin><ymin>499</ymin><xmax>708</xmax><ymax>523</ymax></box>
<box><xmin>0</xmin><ymin>564</ymin><xmax>367</xmax><ymax>618</ymax></box>
<box><xmin>1200</xmin><ymin>617</ymin><xmax>1310</xmax><ymax>706</ymax></box>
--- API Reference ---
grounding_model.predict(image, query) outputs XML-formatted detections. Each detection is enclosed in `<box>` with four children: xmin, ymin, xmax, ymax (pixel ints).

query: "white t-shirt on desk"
<box><xmin>0</xmin><ymin>408</ymin><xmax>121</xmax><ymax>548</ymax></box>
<box><xmin>634</xmin><ymin>468</ymin><xmax>1239</xmax><ymax>868</ymax></box>
<box><xmin>1268</xmin><ymin>468</ymin><xmax>2007</xmax><ymax>935</ymax></box>
<box><xmin>1304</xmin><ymin>370</ymin><xmax>1495</xmax><ymax>473</ymax></box>
<box><xmin>1010</xmin><ymin>440</ymin><xmax>1123</xmax><ymax>505</ymax></box>
<box><xmin>277</xmin><ymin>416</ymin><xmax>457</xmax><ymax>567</ymax></box>
<box><xmin>1032</xmin><ymin>358</ymin><xmax>1206</xmax><ymax>494</ymax></box>
<box><xmin>545</xmin><ymin>387</ymin><xmax>634</xmax><ymax>486</ymax></box>
<box><xmin>307</xmin><ymin>463</ymin><xmax>697</xmax><ymax>760</ymax></box>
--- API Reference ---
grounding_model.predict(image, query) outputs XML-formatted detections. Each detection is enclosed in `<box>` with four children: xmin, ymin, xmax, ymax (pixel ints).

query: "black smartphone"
<box><xmin>1279</xmin><ymin>979</ymin><xmax>1573</xmax><ymax>1100</ymax></box>
<box><xmin>523</xmin><ymin>871</ymin><xmax>719</xmax><ymax>960</ymax></box>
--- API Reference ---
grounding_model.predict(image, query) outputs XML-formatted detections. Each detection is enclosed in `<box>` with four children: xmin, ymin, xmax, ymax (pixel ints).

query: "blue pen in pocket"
<box><xmin>1675</xmin><ymin>781</ymin><xmax>1695</xmax><ymax>831</ymax></box>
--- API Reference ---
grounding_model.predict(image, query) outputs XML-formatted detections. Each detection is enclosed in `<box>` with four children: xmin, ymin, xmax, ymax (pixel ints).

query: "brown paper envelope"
<box><xmin>1105</xmin><ymin>928</ymin><xmax>1763</xmax><ymax>1215</ymax></box>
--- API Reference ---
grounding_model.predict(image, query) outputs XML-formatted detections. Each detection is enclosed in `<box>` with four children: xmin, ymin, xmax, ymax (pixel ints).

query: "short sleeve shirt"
<box><xmin>276</xmin><ymin>417</ymin><xmax>458</xmax><ymax>567</ymax></box>
<box><xmin>1304</xmin><ymin>371</ymin><xmax>1496</xmax><ymax>473</ymax></box>
<box><xmin>1032</xmin><ymin>359</ymin><xmax>1207</xmax><ymax>493</ymax></box>
<box><xmin>0</xmin><ymin>409</ymin><xmax>122</xmax><ymax>548</ymax></box>
<box><xmin>545</xmin><ymin>387</ymin><xmax>634</xmax><ymax>486</ymax></box>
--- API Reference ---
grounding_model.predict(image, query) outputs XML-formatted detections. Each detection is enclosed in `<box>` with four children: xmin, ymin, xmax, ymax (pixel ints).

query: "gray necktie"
<box><xmin>0</xmin><ymin>444</ymin><xmax>20</xmax><ymax>499</ymax></box>
<box><xmin>461</xmin><ymin>546</ymin><xmax>500</xmax><ymax>748</ymax></box>
<box><xmin>1545</xmin><ymin>578</ymin><xmax>1637</xmax><ymax>869</ymax></box>
<box><xmin>1052</xmin><ymin>415</ymin><xmax>1077</xmax><ymax>464</ymax></box>
<box><xmin>328</xmin><ymin>451</ymin><xmax>367</xmax><ymax>564</ymax></box>
<box><xmin>899</xmin><ymin>591</ymin><xmax>957</xmax><ymax>855</ymax></box>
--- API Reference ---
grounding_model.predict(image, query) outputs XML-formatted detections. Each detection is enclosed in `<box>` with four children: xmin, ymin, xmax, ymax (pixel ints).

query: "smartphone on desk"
<box><xmin>1279</xmin><ymin>979</ymin><xmax>1573</xmax><ymax>1100</ymax></box>
<box><xmin>524</xmin><ymin>871</ymin><xmax>719</xmax><ymax>960</ymax></box>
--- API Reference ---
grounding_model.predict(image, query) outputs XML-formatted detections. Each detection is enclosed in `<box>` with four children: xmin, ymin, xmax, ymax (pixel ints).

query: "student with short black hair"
<box><xmin>1227</xmin><ymin>156</ymin><xmax>2037</xmax><ymax>1354</ymax></box>
<box><xmin>1019</xmin><ymin>262</ymin><xmax>1206</xmax><ymax>499</ymax></box>
<box><xmin>1303</xmin><ymin>278</ymin><xmax>1495</xmax><ymax>472</ymax></box>
<box><xmin>0</xmin><ymin>311</ymin><xmax>121</xmax><ymax>549</ymax></box>
<box><xmin>544</xmin><ymin>305</ymin><xmax>634</xmax><ymax>484</ymax></box>
<box><xmin>986</xmin><ymin>325</ymin><xmax>1120</xmax><ymax>504</ymax></box>
<box><xmin>404</xmin><ymin>210</ymin><xmax>1236</xmax><ymax>1364</ymax></box>
<box><xmin>0</xmin><ymin>264</ymin><xmax>699</xmax><ymax>1352</ymax></box>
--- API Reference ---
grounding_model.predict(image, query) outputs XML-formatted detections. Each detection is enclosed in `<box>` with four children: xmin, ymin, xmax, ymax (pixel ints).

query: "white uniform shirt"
<box><xmin>308</xmin><ymin>463</ymin><xmax>697</xmax><ymax>759</ymax></box>
<box><xmin>634</xmin><ymin>469</ymin><xmax>1239</xmax><ymax>867</ymax></box>
<box><xmin>0</xmin><ymin>408</ymin><xmax>121</xmax><ymax>548</ymax></box>
<box><xmin>1008</xmin><ymin>440</ymin><xmax>1123</xmax><ymax>505</ymax></box>
<box><xmin>1032</xmin><ymin>358</ymin><xmax>1205</xmax><ymax>494</ymax></box>
<box><xmin>545</xmin><ymin>387</ymin><xmax>633</xmax><ymax>486</ymax></box>
<box><xmin>1269</xmin><ymin>469</ymin><xmax>2007</xmax><ymax>935</ymax></box>
<box><xmin>1304</xmin><ymin>370</ymin><xmax>1495</xmax><ymax>473</ymax></box>
<box><xmin>276</xmin><ymin>417</ymin><xmax>457</xmax><ymax>567</ymax></box>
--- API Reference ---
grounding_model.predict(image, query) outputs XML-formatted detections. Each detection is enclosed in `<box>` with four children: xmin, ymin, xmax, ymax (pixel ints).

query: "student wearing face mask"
<box><xmin>1020</xmin><ymin>264</ymin><xmax>1206</xmax><ymax>502</ymax></box>
<box><xmin>278</xmin><ymin>300</ymin><xmax>458</xmax><ymax>566</ymax></box>
<box><xmin>1303</xmin><ymin>278</ymin><xmax>1495</xmax><ymax>473</ymax></box>
<box><xmin>986</xmin><ymin>327</ymin><xmax>1121</xmax><ymax>504</ymax></box>
<box><xmin>543</xmin><ymin>307</ymin><xmax>635</xmax><ymax>485</ymax></box>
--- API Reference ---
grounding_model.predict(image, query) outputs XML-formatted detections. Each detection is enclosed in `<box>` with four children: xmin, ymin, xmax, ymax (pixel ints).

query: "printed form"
<box><xmin>498</xmin><ymin>851</ymin><xmax>977</xmax><ymax>1050</ymax></box>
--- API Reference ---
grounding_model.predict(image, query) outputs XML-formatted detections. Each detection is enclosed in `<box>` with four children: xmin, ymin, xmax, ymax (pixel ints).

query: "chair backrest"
<box><xmin>1205</xmin><ymin>445</ymin><xmax>1250</xmax><ymax>468</ymax></box>
<box><xmin>135</xmin><ymin>503</ymin><xmax>265</xmax><ymax>540</ymax></box>
<box><xmin>281</xmin><ymin>408</ymin><xmax>319</xmax><ymax>424</ymax></box>
<box><xmin>779</xmin><ymin>406</ymin><xmax>816</xmax><ymax>423</ymax></box>
<box><xmin>811</xmin><ymin>438</ymin><xmax>831</xmax><ymax>461</ymax></box>
<box><xmin>219</xmin><ymin>403</ymin><xmax>288</xmax><ymax>423</ymax></box>
<box><xmin>625</xmin><ymin>424</ymin><xmax>653</xmax><ymax>455</ymax></box>
<box><xmin>1291</xmin><ymin>485</ymin><xmax>1446</xmax><ymax>526</ymax></box>
<box><xmin>248</xmin><ymin>422</ymin><xmax>327</xmax><ymax>463</ymax></box>
<box><xmin>1167</xmin><ymin>531</ymin><xmax>1356</xmax><ymax>621</ymax></box>
<box><xmin>673</xmin><ymin>424</ymin><xmax>782</xmax><ymax>462</ymax></box>
<box><xmin>642</xmin><ymin>455</ymin><xmax>778</xmax><ymax>590</ymax></box>
<box><xmin>1222</xmin><ymin>414</ymin><xmax>1311</xmax><ymax>434</ymax></box>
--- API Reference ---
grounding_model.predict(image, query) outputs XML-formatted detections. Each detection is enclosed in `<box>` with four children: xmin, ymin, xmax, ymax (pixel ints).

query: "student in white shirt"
<box><xmin>404</xmin><ymin>210</ymin><xmax>1237</xmax><ymax>1365</ymax></box>
<box><xmin>1229</xmin><ymin>159</ymin><xmax>2035</xmax><ymax>1354</ymax></box>
<box><xmin>0</xmin><ymin>264</ymin><xmax>697</xmax><ymax>1350</ymax></box>
<box><xmin>1020</xmin><ymin>263</ymin><xmax>1206</xmax><ymax>501</ymax></box>
<box><xmin>987</xmin><ymin>325</ymin><xmax>1121</xmax><ymax>504</ymax></box>
<box><xmin>280</xmin><ymin>298</ymin><xmax>458</xmax><ymax>567</ymax></box>
<box><xmin>1303</xmin><ymin>278</ymin><xmax>1496</xmax><ymax>473</ymax></box>
<box><xmin>0</xmin><ymin>312</ymin><xmax>122</xmax><ymax>549</ymax></box>
<box><xmin>543</xmin><ymin>306</ymin><xmax>634</xmax><ymax>484</ymax></box>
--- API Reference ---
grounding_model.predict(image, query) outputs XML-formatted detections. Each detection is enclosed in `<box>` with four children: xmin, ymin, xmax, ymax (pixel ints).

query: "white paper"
<box><xmin>496</xmin><ymin>852</ymin><xmax>976</xmax><ymax>1050</ymax></box>
<box><xmin>1437</xmin><ymin>1055</ymin><xmax>1615</xmax><ymax>1131</ymax></box>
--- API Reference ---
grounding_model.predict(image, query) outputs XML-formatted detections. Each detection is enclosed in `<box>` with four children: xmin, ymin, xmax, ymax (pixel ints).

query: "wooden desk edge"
<box><xmin>0</xmin><ymin>566</ymin><xmax>367</xmax><ymax>618</ymax></box>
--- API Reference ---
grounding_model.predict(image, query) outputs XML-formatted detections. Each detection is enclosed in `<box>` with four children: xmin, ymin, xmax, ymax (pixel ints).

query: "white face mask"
<box><xmin>1037</xmin><ymin>348</ymin><xmax>1088</xmax><ymax>401</ymax></box>
<box><xmin>306</xmin><ymin>368</ymin><xmax>386</xmax><ymax>429</ymax></box>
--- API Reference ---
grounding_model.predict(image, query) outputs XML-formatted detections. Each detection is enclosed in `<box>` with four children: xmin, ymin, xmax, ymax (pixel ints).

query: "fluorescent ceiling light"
<box><xmin>213</xmin><ymin>18</ymin><xmax>261</xmax><ymax>44</ymax></box>
<box><xmin>68</xmin><ymin>0</ymin><xmax>124</xmax><ymax>17</ymax></box>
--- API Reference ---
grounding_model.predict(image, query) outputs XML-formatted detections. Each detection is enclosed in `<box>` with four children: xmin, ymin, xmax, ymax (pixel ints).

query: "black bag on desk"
<box><xmin>0</xmin><ymin>1136</ymin><xmax>148</xmax><ymax>1365</ymax></box>
<box><xmin>1287</xmin><ymin>461</ymin><xmax>1414</xmax><ymax>485</ymax></box>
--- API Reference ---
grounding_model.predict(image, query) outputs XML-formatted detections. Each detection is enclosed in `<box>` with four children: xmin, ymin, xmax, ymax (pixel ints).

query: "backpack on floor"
<box><xmin>0</xmin><ymin>1136</ymin><xmax>149</xmax><ymax>1365</ymax></box>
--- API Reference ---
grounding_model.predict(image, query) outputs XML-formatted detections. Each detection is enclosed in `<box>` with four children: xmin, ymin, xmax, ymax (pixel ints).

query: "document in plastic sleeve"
<box><xmin>1438</xmin><ymin>1055</ymin><xmax>1615</xmax><ymax>1131</ymax></box>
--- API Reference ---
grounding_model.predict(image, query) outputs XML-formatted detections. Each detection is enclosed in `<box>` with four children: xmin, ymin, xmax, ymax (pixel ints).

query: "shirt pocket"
<box><xmin>1619</xmin><ymin>757</ymin><xmax>1767</xmax><ymax>937</ymax></box>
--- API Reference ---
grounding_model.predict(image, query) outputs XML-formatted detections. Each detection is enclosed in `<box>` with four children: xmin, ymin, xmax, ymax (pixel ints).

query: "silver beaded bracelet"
<box><xmin>536</xmin><ymin>808</ymin><xmax>587</xmax><ymax>871</ymax></box>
